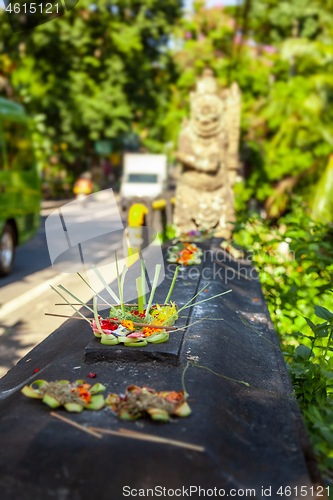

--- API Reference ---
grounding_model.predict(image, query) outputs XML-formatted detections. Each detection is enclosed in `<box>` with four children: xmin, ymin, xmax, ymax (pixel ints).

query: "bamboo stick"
<box><xmin>45</xmin><ymin>313</ymin><xmax>178</xmax><ymax>331</ymax></box>
<box><xmin>50</xmin><ymin>412</ymin><xmax>102</xmax><ymax>439</ymax></box>
<box><xmin>45</xmin><ymin>312</ymin><xmax>92</xmax><ymax>322</ymax></box>
<box><xmin>89</xmin><ymin>426</ymin><xmax>205</xmax><ymax>452</ymax></box>
<box><xmin>55</xmin><ymin>303</ymin><xmax>170</xmax><ymax>307</ymax></box>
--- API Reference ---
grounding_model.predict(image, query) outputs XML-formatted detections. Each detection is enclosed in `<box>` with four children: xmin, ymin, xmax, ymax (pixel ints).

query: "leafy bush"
<box><xmin>234</xmin><ymin>202</ymin><xmax>333</xmax><ymax>480</ymax></box>
<box><xmin>165</xmin><ymin>0</ymin><xmax>333</xmax><ymax>219</ymax></box>
<box><xmin>287</xmin><ymin>305</ymin><xmax>333</xmax><ymax>479</ymax></box>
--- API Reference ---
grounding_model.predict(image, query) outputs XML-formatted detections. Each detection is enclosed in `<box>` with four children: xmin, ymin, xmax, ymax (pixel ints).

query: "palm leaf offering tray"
<box><xmin>177</xmin><ymin>229</ymin><xmax>214</xmax><ymax>242</ymax></box>
<box><xmin>91</xmin><ymin>302</ymin><xmax>178</xmax><ymax>346</ymax></box>
<box><xmin>21</xmin><ymin>380</ymin><xmax>106</xmax><ymax>412</ymax></box>
<box><xmin>50</xmin><ymin>259</ymin><xmax>180</xmax><ymax>347</ymax></box>
<box><xmin>105</xmin><ymin>385</ymin><xmax>191</xmax><ymax>422</ymax></box>
<box><xmin>22</xmin><ymin>380</ymin><xmax>191</xmax><ymax>422</ymax></box>
<box><xmin>48</xmin><ymin>256</ymin><xmax>230</xmax><ymax>348</ymax></box>
<box><xmin>167</xmin><ymin>242</ymin><xmax>203</xmax><ymax>265</ymax></box>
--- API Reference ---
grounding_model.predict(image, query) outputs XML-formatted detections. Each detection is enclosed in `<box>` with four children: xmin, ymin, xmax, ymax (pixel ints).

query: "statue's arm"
<box><xmin>176</xmin><ymin>133</ymin><xmax>220</xmax><ymax>173</ymax></box>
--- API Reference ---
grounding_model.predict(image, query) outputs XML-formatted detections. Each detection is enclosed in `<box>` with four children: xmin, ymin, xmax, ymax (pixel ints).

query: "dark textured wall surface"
<box><xmin>0</xmin><ymin>240</ymin><xmax>316</xmax><ymax>499</ymax></box>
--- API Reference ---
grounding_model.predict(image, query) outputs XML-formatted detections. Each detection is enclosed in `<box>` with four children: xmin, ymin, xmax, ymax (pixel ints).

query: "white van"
<box><xmin>120</xmin><ymin>154</ymin><xmax>168</xmax><ymax>207</ymax></box>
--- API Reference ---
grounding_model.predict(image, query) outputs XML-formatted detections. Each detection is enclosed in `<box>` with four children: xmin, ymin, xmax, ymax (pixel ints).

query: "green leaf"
<box><xmin>320</xmin><ymin>428</ymin><xmax>333</xmax><ymax>447</ymax></box>
<box><xmin>50</xmin><ymin>285</ymin><xmax>91</xmax><ymax>324</ymax></box>
<box><xmin>164</xmin><ymin>265</ymin><xmax>179</xmax><ymax>304</ymax></box>
<box><xmin>136</xmin><ymin>277</ymin><xmax>144</xmax><ymax>314</ymax></box>
<box><xmin>304</xmin><ymin>317</ymin><xmax>316</xmax><ymax>331</ymax></box>
<box><xmin>115</xmin><ymin>253</ymin><xmax>125</xmax><ymax>315</ymax></box>
<box><xmin>93</xmin><ymin>296</ymin><xmax>105</xmax><ymax>337</ymax></box>
<box><xmin>145</xmin><ymin>264</ymin><xmax>161</xmax><ymax>317</ymax></box>
<box><xmin>77</xmin><ymin>273</ymin><xmax>112</xmax><ymax>308</ymax></box>
<box><xmin>316</xmin><ymin>388</ymin><xmax>327</xmax><ymax>406</ymax></box>
<box><xmin>294</xmin><ymin>345</ymin><xmax>314</xmax><ymax>360</ymax></box>
<box><xmin>286</xmin><ymin>331</ymin><xmax>313</xmax><ymax>339</ymax></box>
<box><xmin>314</xmin><ymin>323</ymin><xmax>329</xmax><ymax>331</ymax></box>
<box><xmin>141</xmin><ymin>259</ymin><xmax>146</xmax><ymax>305</ymax></box>
<box><xmin>58</xmin><ymin>285</ymin><xmax>94</xmax><ymax>313</ymax></box>
<box><xmin>314</xmin><ymin>305</ymin><xmax>333</xmax><ymax>321</ymax></box>
<box><xmin>316</xmin><ymin>328</ymin><xmax>330</xmax><ymax>338</ymax></box>
<box><xmin>91</xmin><ymin>264</ymin><xmax>120</xmax><ymax>305</ymax></box>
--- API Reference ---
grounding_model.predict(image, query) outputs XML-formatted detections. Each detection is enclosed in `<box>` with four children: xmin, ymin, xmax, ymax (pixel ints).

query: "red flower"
<box><xmin>132</xmin><ymin>310</ymin><xmax>145</xmax><ymax>318</ymax></box>
<box><xmin>100</xmin><ymin>318</ymin><xmax>118</xmax><ymax>331</ymax></box>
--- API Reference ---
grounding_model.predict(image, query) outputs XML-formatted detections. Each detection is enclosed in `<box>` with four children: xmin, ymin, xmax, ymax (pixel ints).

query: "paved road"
<box><xmin>0</xmin><ymin>200</ymin><xmax>125</xmax><ymax>379</ymax></box>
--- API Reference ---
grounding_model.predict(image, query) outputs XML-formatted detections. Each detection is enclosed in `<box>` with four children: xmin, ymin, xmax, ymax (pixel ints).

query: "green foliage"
<box><xmin>0</xmin><ymin>0</ymin><xmax>182</xmax><ymax>165</ymax></box>
<box><xmin>1</xmin><ymin>0</ymin><xmax>333</xmax><ymax>211</ymax></box>
<box><xmin>234</xmin><ymin>201</ymin><xmax>333</xmax><ymax>335</ymax></box>
<box><xmin>164</xmin><ymin>0</ymin><xmax>333</xmax><ymax>218</ymax></box>
<box><xmin>241</xmin><ymin>0</ymin><xmax>333</xmax><ymax>44</ymax></box>
<box><xmin>234</xmin><ymin>202</ymin><xmax>333</xmax><ymax>479</ymax></box>
<box><xmin>311</xmin><ymin>155</ymin><xmax>333</xmax><ymax>223</ymax></box>
<box><xmin>287</xmin><ymin>305</ymin><xmax>333</xmax><ymax>478</ymax></box>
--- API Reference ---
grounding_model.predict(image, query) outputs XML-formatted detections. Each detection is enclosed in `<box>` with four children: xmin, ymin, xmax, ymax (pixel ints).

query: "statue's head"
<box><xmin>190</xmin><ymin>69</ymin><xmax>224</xmax><ymax>138</ymax></box>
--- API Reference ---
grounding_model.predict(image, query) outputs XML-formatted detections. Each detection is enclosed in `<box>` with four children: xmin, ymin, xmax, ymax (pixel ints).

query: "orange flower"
<box><xmin>79</xmin><ymin>389</ymin><xmax>91</xmax><ymax>402</ymax></box>
<box><xmin>143</xmin><ymin>322</ymin><xmax>163</xmax><ymax>337</ymax></box>
<box><xmin>72</xmin><ymin>383</ymin><xmax>92</xmax><ymax>403</ymax></box>
<box><xmin>186</xmin><ymin>243</ymin><xmax>195</xmax><ymax>251</ymax></box>
<box><xmin>158</xmin><ymin>390</ymin><xmax>184</xmax><ymax>402</ymax></box>
<box><xmin>121</xmin><ymin>319</ymin><xmax>135</xmax><ymax>330</ymax></box>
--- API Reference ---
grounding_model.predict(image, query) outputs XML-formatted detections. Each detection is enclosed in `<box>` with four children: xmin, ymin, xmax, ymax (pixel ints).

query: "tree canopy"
<box><xmin>0</xmin><ymin>0</ymin><xmax>182</xmax><ymax>167</ymax></box>
<box><xmin>0</xmin><ymin>0</ymin><xmax>332</xmax><ymax>216</ymax></box>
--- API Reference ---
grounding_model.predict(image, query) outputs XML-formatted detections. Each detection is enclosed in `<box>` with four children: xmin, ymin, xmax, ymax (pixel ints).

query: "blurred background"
<box><xmin>1</xmin><ymin>0</ymin><xmax>332</xmax><ymax>216</ymax></box>
<box><xmin>0</xmin><ymin>0</ymin><xmax>333</xmax><ymax>478</ymax></box>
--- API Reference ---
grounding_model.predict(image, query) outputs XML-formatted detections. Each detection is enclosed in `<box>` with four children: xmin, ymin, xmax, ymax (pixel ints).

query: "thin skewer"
<box><xmin>50</xmin><ymin>412</ymin><xmax>102</xmax><ymax>439</ymax></box>
<box><xmin>45</xmin><ymin>312</ymin><xmax>179</xmax><ymax>331</ymax></box>
<box><xmin>55</xmin><ymin>303</ymin><xmax>171</xmax><ymax>307</ymax></box>
<box><xmin>89</xmin><ymin>426</ymin><xmax>205</xmax><ymax>452</ymax></box>
<box><xmin>46</xmin><ymin>312</ymin><xmax>92</xmax><ymax>322</ymax></box>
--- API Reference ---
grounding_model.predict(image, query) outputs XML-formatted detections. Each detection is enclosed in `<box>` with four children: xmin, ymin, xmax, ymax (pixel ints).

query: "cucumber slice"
<box><xmin>173</xmin><ymin>401</ymin><xmax>192</xmax><ymax>417</ymax></box>
<box><xmin>146</xmin><ymin>333</ymin><xmax>169</xmax><ymax>343</ymax></box>
<box><xmin>31</xmin><ymin>380</ymin><xmax>49</xmax><ymax>390</ymax></box>
<box><xmin>63</xmin><ymin>403</ymin><xmax>84</xmax><ymax>413</ymax></box>
<box><xmin>100</xmin><ymin>335</ymin><xmax>119</xmax><ymax>345</ymax></box>
<box><xmin>42</xmin><ymin>394</ymin><xmax>61</xmax><ymax>409</ymax></box>
<box><xmin>147</xmin><ymin>408</ymin><xmax>169</xmax><ymax>422</ymax></box>
<box><xmin>124</xmin><ymin>340</ymin><xmax>148</xmax><ymax>347</ymax></box>
<box><xmin>118</xmin><ymin>410</ymin><xmax>141</xmax><ymax>420</ymax></box>
<box><xmin>21</xmin><ymin>385</ymin><xmax>43</xmax><ymax>399</ymax></box>
<box><xmin>86</xmin><ymin>394</ymin><xmax>105</xmax><ymax>410</ymax></box>
<box><xmin>117</xmin><ymin>336</ymin><xmax>141</xmax><ymax>343</ymax></box>
<box><xmin>90</xmin><ymin>383</ymin><xmax>106</xmax><ymax>394</ymax></box>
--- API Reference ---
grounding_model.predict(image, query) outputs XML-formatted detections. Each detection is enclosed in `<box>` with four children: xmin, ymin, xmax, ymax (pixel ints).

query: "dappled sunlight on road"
<box><xmin>0</xmin><ymin>200</ymin><xmax>126</xmax><ymax>379</ymax></box>
<box><xmin>0</xmin><ymin>321</ymin><xmax>36</xmax><ymax>377</ymax></box>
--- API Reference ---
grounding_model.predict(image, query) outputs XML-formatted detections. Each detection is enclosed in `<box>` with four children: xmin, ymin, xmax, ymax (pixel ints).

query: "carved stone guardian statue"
<box><xmin>173</xmin><ymin>69</ymin><xmax>241</xmax><ymax>239</ymax></box>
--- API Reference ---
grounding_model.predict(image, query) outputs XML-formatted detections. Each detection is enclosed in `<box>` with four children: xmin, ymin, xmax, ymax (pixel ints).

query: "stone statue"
<box><xmin>173</xmin><ymin>69</ymin><xmax>241</xmax><ymax>239</ymax></box>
